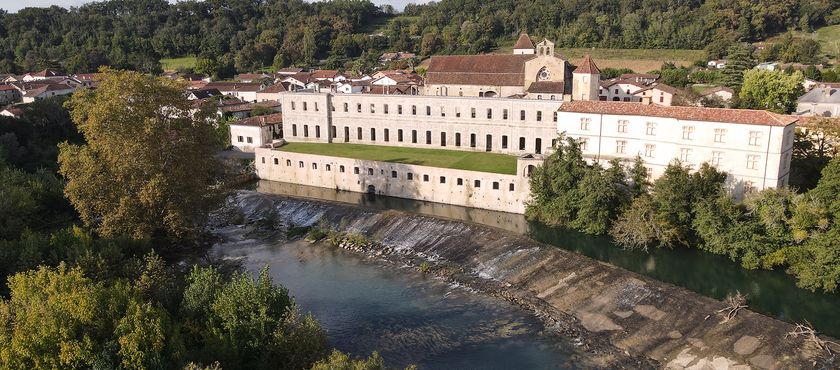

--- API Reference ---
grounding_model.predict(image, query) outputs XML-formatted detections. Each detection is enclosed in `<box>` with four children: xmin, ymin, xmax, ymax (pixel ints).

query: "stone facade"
<box><xmin>254</xmin><ymin>149</ymin><xmax>535</xmax><ymax>213</ymax></box>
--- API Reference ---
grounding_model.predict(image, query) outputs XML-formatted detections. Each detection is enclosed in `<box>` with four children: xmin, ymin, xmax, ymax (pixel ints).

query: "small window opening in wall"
<box><xmin>312</xmin><ymin>163</ymin><xmax>317</xmax><ymax>170</ymax></box>
<box><xmin>391</xmin><ymin>171</ymin><xmax>397</xmax><ymax>178</ymax></box>
<box><xmin>520</xmin><ymin>110</ymin><xmax>526</xmax><ymax>120</ymax></box>
<box><xmin>302</xmin><ymin>102</ymin><xmax>307</xmax><ymax>111</ymax></box>
<box><xmin>286</xmin><ymin>160</ymin><xmax>291</xmax><ymax>166</ymax></box>
<box><xmin>412</xmin><ymin>105</ymin><xmax>417</xmax><ymax>115</ymax></box>
<box><xmin>398</xmin><ymin>105</ymin><xmax>403</xmax><ymax>114</ymax></box>
<box><xmin>407</xmin><ymin>173</ymin><xmax>414</xmax><ymax>180</ymax></box>
<box><xmin>354</xmin><ymin>167</ymin><xmax>360</xmax><ymax>174</ymax></box>
<box><xmin>474</xmin><ymin>180</ymin><xmax>481</xmax><ymax>187</ymax></box>
<box><xmin>343</xmin><ymin>102</ymin><xmax>348</xmax><ymax>112</ymax></box>
<box><xmin>509</xmin><ymin>183</ymin><xmax>515</xmax><ymax>191</ymax></box>
<box><xmin>457</xmin><ymin>178</ymin><xmax>463</xmax><ymax>186</ymax></box>
<box><xmin>367</xmin><ymin>168</ymin><xmax>374</xmax><ymax>175</ymax></box>
<box><xmin>340</xmin><ymin>165</ymin><xmax>345</xmax><ymax>173</ymax></box>
<box><xmin>298</xmin><ymin>161</ymin><xmax>304</xmax><ymax>168</ymax></box>
<box><xmin>426</xmin><ymin>106</ymin><xmax>431</xmax><ymax>115</ymax></box>
<box><xmin>423</xmin><ymin>174</ymin><xmax>429</xmax><ymax>182</ymax></box>
<box><xmin>492</xmin><ymin>182</ymin><xmax>499</xmax><ymax>190</ymax></box>
<box><xmin>357</xmin><ymin>103</ymin><xmax>362</xmax><ymax>113</ymax></box>
<box><xmin>261</xmin><ymin>157</ymin><xmax>266</xmax><ymax>164</ymax></box>
<box><xmin>326</xmin><ymin>164</ymin><xmax>331</xmax><ymax>171</ymax></box>
<box><xmin>440</xmin><ymin>176</ymin><xmax>446</xmax><ymax>184</ymax></box>
<box><xmin>503</xmin><ymin>109</ymin><xmax>508</xmax><ymax>119</ymax></box>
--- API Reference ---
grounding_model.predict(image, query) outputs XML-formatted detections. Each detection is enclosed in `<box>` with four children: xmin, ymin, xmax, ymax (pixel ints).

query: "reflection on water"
<box><xmin>212</xmin><ymin>231</ymin><xmax>581</xmax><ymax>369</ymax></box>
<box><xmin>254</xmin><ymin>180</ymin><xmax>840</xmax><ymax>337</ymax></box>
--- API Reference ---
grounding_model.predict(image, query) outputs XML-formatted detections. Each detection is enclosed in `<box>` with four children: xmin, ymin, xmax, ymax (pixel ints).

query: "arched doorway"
<box><xmin>366</xmin><ymin>185</ymin><xmax>376</xmax><ymax>194</ymax></box>
<box><xmin>526</xmin><ymin>165</ymin><xmax>536</xmax><ymax>177</ymax></box>
<box><xmin>483</xmin><ymin>91</ymin><xmax>497</xmax><ymax>98</ymax></box>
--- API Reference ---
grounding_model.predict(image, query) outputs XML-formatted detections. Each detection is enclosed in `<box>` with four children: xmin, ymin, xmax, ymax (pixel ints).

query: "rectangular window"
<box><xmin>357</xmin><ymin>127</ymin><xmax>362</xmax><ymax>140</ymax></box>
<box><xmin>502</xmin><ymin>135</ymin><xmax>508</xmax><ymax>149</ymax></box>
<box><xmin>474</xmin><ymin>180</ymin><xmax>481</xmax><ymax>188</ymax></box>
<box><xmin>426</xmin><ymin>131</ymin><xmax>432</xmax><ymax>145</ymax></box>
<box><xmin>503</xmin><ymin>109</ymin><xmax>508</xmax><ymax>120</ymax></box>
<box><xmin>315</xmin><ymin>126</ymin><xmax>320</xmax><ymax>138</ymax></box>
<box><xmin>423</xmin><ymin>174</ymin><xmax>429</xmax><ymax>182</ymax></box>
<box><xmin>536</xmin><ymin>111</ymin><xmax>542</xmax><ymax>121</ymax></box>
<box><xmin>357</xmin><ymin>103</ymin><xmax>362</xmax><ymax>113</ymax></box>
<box><xmin>298</xmin><ymin>161</ymin><xmax>304</xmax><ymax>168</ymax></box>
<box><xmin>237</xmin><ymin>136</ymin><xmax>243</xmax><ymax>142</ymax></box>
<box><xmin>292</xmin><ymin>124</ymin><xmax>297</xmax><ymax>136</ymax></box>
<box><xmin>412</xmin><ymin>105</ymin><xmax>417</xmax><ymax>115</ymax></box>
<box><xmin>492</xmin><ymin>182</ymin><xmax>499</xmax><ymax>190</ymax></box>
<box><xmin>509</xmin><ymin>183</ymin><xmax>515</xmax><ymax>191</ymax></box>
<box><xmin>617</xmin><ymin>120</ymin><xmax>628</xmax><ymax>133</ymax></box>
<box><xmin>535</xmin><ymin>138</ymin><xmax>542</xmax><ymax>154</ymax></box>
<box><xmin>519</xmin><ymin>137</ymin><xmax>526</xmax><ymax>150</ymax></box>
<box><xmin>311</xmin><ymin>163</ymin><xmax>317</xmax><ymax>169</ymax></box>
<box><xmin>344</xmin><ymin>127</ymin><xmax>349</xmax><ymax>142</ymax></box>
<box><xmin>646</xmin><ymin>122</ymin><xmax>656</xmax><ymax>136</ymax></box>
<box><xmin>398</xmin><ymin>105</ymin><xmax>403</xmax><ymax>114</ymax></box>
<box><xmin>714</xmin><ymin>128</ymin><xmax>726</xmax><ymax>143</ymax></box>
<box><xmin>314</xmin><ymin>102</ymin><xmax>319</xmax><ymax>111</ymax></box>
<box><xmin>747</xmin><ymin>154</ymin><xmax>760</xmax><ymax>169</ymax></box>
<box><xmin>520</xmin><ymin>110</ymin><xmax>526</xmax><ymax>121</ymax></box>
<box><xmin>370</xmin><ymin>128</ymin><xmax>376</xmax><ymax>141</ymax></box>
<box><xmin>455</xmin><ymin>133</ymin><xmax>461</xmax><ymax>146</ymax></box>
<box><xmin>340</xmin><ymin>165</ymin><xmax>345</xmax><ymax>173</ymax></box>
<box><xmin>616</xmin><ymin>140</ymin><xmax>626</xmax><ymax>154</ymax></box>
<box><xmin>553</xmin><ymin>112</ymin><xmax>558</xmax><ymax>122</ymax></box>
<box><xmin>711</xmin><ymin>151</ymin><xmax>724</xmax><ymax>166</ymax></box>
<box><xmin>455</xmin><ymin>107</ymin><xmax>461</xmax><ymax>118</ymax></box>
<box><xmin>370</xmin><ymin>104</ymin><xmax>375</xmax><ymax>113</ymax></box>
<box><xmin>487</xmin><ymin>108</ymin><xmax>492</xmax><ymax>119</ymax></box>
<box><xmin>680</xmin><ymin>148</ymin><xmax>692</xmax><ymax>163</ymax></box>
<box><xmin>749</xmin><ymin>131</ymin><xmax>762</xmax><ymax>146</ymax></box>
<box><xmin>287</xmin><ymin>159</ymin><xmax>292</xmax><ymax>166</ymax></box>
<box><xmin>440</xmin><ymin>106</ymin><xmax>445</xmax><ymax>117</ymax></box>
<box><xmin>407</xmin><ymin>173</ymin><xmax>413</xmax><ymax>180</ymax></box>
<box><xmin>303</xmin><ymin>125</ymin><xmax>309</xmax><ymax>138</ymax></box>
<box><xmin>384</xmin><ymin>104</ymin><xmax>389</xmax><ymax>114</ymax></box>
<box><xmin>440</xmin><ymin>132</ymin><xmax>446</xmax><ymax>147</ymax></box>
<box><xmin>412</xmin><ymin>130</ymin><xmax>417</xmax><ymax>143</ymax></box>
<box><xmin>579</xmin><ymin>138</ymin><xmax>589</xmax><ymax>151</ymax></box>
<box><xmin>471</xmin><ymin>108</ymin><xmax>476</xmax><ymax>118</ymax></box>
<box><xmin>343</xmin><ymin>102</ymin><xmax>348</xmax><ymax>112</ymax></box>
<box><xmin>331</xmin><ymin>126</ymin><xmax>336</xmax><ymax>139</ymax></box>
<box><xmin>326</xmin><ymin>164</ymin><xmax>331</xmax><ymax>171</ymax></box>
<box><xmin>580</xmin><ymin>117</ymin><xmax>591</xmax><ymax>130</ymax></box>
<box><xmin>470</xmin><ymin>133</ymin><xmax>476</xmax><ymax>148</ymax></box>
<box><xmin>398</xmin><ymin>129</ymin><xmax>404</xmax><ymax>142</ymax></box>
<box><xmin>682</xmin><ymin>126</ymin><xmax>694</xmax><ymax>140</ymax></box>
<box><xmin>291</xmin><ymin>101</ymin><xmax>295</xmax><ymax>110</ymax></box>
<box><xmin>439</xmin><ymin>176</ymin><xmax>446</xmax><ymax>184</ymax></box>
<box><xmin>644</xmin><ymin>144</ymin><xmax>655</xmax><ymax>158</ymax></box>
<box><xmin>426</xmin><ymin>106</ymin><xmax>431</xmax><ymax>116</ymax></box>
<box><xmin>384</xmin><ymin>128</ymin><xmax>390</xmax><ymax>142</ymax></box>
<box><xmin>391</xmin><ymin>171</ymin><xmax>397</xmax><ymax>178</ymax></box>
<box><xmin>302</xmin><ymin>102</ymin><xmax>307</xmax><ymax>111</ymax></box>
<box><xmin>261</xmin><ymin>157</ymin><xmax>266</xmax><ymax>164</ymax></box>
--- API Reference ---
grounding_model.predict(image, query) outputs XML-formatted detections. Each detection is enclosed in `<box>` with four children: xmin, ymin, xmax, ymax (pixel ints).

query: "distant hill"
<box><xmin>0</xmin><ymin>0</ymin><xmax>834</xmax><ymax>75</ymax></box>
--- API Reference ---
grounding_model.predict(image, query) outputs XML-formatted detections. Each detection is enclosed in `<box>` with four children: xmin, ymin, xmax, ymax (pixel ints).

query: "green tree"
<box><xmin>312</xmin><ymin>350</ymin><xmax>416</xmax><ymax>370</ymax></box>
<box><xmin>720</xmin><ymin>43</ymin><xmax>755</xmax><ymax>90</ymax></box>
<box><xmin>738</xmin><ymin>69</ymin><xmax>804</xmax><ymax>113</ymax></box>
<box><xmin>59</xmin><ymin>69</ymin><xmax>223</xmax><ymax>242</ymax></box>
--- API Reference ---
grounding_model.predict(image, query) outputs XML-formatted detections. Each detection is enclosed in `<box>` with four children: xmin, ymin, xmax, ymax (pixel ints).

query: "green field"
<box><xmin>278</xmin><ymin>142</ymin><xmax>518</xmax><ymax>175</ymax></box>
<box><xmin>160</xmin><ymin>56</ymin><xmax>197</xmax><ymax>71</ymax></box>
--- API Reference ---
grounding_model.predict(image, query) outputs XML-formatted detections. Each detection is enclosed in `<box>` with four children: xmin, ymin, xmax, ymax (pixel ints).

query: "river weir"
<box><xmin>212</xmin><ymin>183</ymin><xmax>837</xmax><ymax>369</ymax></box>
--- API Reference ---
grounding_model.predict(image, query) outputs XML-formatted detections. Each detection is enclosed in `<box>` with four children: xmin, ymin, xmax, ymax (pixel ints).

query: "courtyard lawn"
<box><xmin>278</xmin><ymin>142</ymin><xmax>518</xmax><ymax>175</ymax></box>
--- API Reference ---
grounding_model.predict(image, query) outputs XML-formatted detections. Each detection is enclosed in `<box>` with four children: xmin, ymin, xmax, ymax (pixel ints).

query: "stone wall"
<box><xmin>254</xmin><ymin>148</ymin><xmax>532</xmax><ymax>214</ymax></box>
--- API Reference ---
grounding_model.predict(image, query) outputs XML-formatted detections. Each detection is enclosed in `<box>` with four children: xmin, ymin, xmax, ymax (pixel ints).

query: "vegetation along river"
<box><xmin>250</xmin><ymin>180</ymin><xmax>840</xmax><ymax>339</ymax></box>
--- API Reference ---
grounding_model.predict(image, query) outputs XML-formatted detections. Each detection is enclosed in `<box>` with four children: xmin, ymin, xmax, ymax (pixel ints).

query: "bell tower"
<box><xmin>572</xmin><ymin>55</ymin><xmax>601</xmax><ymax>101</ymax></box>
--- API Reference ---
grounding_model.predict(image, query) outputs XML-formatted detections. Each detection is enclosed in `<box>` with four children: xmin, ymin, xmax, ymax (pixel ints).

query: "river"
<box><xmin>211</xmin><ymin>225</ymin><xmax>586</xmax><ymax>369</ymax></box>
<box><xmin>250</xmin><ymin>180</ymin><xmax>840</xmax><ymax>338</ymax></box>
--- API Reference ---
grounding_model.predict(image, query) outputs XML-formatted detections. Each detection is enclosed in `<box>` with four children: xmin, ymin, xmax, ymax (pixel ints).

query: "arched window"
<box><xmin>537</xmin><ymin>67</ymin><xmax>550</xmax><ymax>81</ymax></box>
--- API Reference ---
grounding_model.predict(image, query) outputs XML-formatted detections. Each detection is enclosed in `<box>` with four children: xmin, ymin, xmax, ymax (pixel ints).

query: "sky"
<box><xmin>0</xmin><ymin>0</ymin><xmax>425</xmax><ymax>13</ymax></box>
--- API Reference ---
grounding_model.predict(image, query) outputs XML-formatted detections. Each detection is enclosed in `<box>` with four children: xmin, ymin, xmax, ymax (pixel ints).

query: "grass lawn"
<box><xmin>160</xmin><ymin>56</ymin><xmax>197</xmax><ymax>71</ymax></box>
<box><xmin>278</xmin><ymin>142</ymin><xmax>518</xmax><ymax>175</ymax></box>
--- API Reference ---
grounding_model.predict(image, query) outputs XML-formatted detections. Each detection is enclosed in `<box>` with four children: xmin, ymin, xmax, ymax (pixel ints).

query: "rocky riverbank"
<box><xmin>215</xmin><ymin>191</ymin><xmax>836</xmax><ymax>369</ymax></box>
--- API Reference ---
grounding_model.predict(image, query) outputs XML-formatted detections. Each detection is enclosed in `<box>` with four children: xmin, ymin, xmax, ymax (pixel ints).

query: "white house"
<box><xmin>230</xmin><ymin>113</ymin><xmax>283</xmax><ymax>151</ymax></box>
<box><xmin>0</xmin><ymin>85</ymin><xmax>22</xmax><ymax>105</ymax></box>
<box><xmin>600</xmin><ymin>80</ymin><xmax>645</xmax><ymax>102</ymax></box>
<box><xmin>203</xmin><ymin>82</ymin><xmax>264</xmax><ymax>103</ymax></box>
<box><xmin>21</xmin><ymin>83</ymin><xmax>76</xmax><ymax>103</ymax></box>
<box><xmin>707</xmin><ymin>60</ymin><xmax>727</xmax><ymax>69</ymax></box>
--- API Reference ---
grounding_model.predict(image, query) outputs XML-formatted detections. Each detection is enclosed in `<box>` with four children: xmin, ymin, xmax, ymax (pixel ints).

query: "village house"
<box><xmin>618</xmin><ymin>73</ymin><xmax>659</xmax><ymax>85</ymax></box>
<box><xmin>21</xmin><ymin>69</ymin><xmax>65</xmax><ymax>82</ymax></box>
<box><xmin>187</xmin><ymin>88</ymin><xmax>223</xmax><ymax>100</ymax></box>
<box><xmin>218</xmin><ymin>100</ymin><xmax>282</xmax><ymax>119</ymax></box>
<box><xmin>202</xmin><ymin>82</ymin><xmax>265</xmax><ymax>103</ymax></box>
<box><xmin>229</xmin><ymin>113</ymin><xmax>282</xmax><ymax>152</ymax></box>
<box><xmin>796</xmin><ymin>84</ymin><xmax>840</xmax><ymax>117</ymax></box>
<box><xmin>0</xmin><ymin>85</ymin><xmax>22</xmax><ymax>105</ymax></box>
<box><xmin>424</xmin><ymin>33</ymin><xmax>573</xmax><ymax>99</ymax></box>
<box><xmin>256</xmin><ymin>82</ymin><xmax>292</xmax><ymax>102</ymax></box>
<box><xmin>379</xmin><ymin>52</ymin><xmax>416</xmax><ymax>64</ymax></box>
<box><xmin>632</xmin><ymin>83</ymin><xmax>679</xmax><ymax>106</ymax></box>
<box><xmin>21</xmin><ymin>83</ymin><xmax>76</xmax><ymax>103</ymax></box>
<box><xmin>699</xmin><ymin>86</ymin><xmax>735</xmax><ymax>105</ymax></box>
<box><xmin>0</xmin><ymin>106</ymin><xmax>23</xmax><ymax>118</ymax></box>
<box><xmin>600</xmin><ymin>79</ymin><xmax>645</xmax><ymax>102</ymax></box>
<box><xmin>707</xmin><ymin>60</ymin><xmax>727</xmax><ymax>69</ymax></box>
<box><xmin>236</xmin><ymin>73</ymin><xmax>271</xmax><ymax>83</ymax></box>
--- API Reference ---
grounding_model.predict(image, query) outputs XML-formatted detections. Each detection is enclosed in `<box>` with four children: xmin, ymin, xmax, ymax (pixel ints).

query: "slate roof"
<box><xmin>798</xmin><ymin>87</ymin><xmax>840</xmax><ymax>104</ymax></box>
<box><xmin>558</xmin><ymin>101</ymin><xmax>797</xmax><ymax>127</ymax></box>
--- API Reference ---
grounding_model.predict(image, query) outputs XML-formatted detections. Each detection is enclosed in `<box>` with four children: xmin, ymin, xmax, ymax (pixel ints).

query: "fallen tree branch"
<box><xmin>715</xmin><ymin>290</ymin><xmax>748</xmax><ymax>323</ymax></box>
<box><xmin>786</xmin><ymin>321</ymin><xmax>840</xmax><ymax>357</ymax></box>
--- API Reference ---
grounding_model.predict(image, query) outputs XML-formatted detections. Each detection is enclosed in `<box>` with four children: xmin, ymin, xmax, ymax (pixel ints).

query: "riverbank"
<box><xmin>216</xmin><ymin>190</ymin><xmax>835</xmax><ymax>369</ymax></box>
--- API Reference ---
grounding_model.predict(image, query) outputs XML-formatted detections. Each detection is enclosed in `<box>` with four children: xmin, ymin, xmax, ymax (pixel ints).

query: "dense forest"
<box><xmin>0</xmin><ymin>0</ymin><xmax>837</xmax><ymax>75</ymax></box>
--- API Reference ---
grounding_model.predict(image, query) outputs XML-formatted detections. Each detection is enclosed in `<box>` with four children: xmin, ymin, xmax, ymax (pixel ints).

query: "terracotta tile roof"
<box><xmin>203</xmin><ymin>82</ymin><xmax>264</xmax><ymax>92</ymax></box>
<box><xmin>558</xmin><ymin>101</ymin><xmax>797</xmax><ymax>127</ymax></box>
<box><xmin>260</xmin><ymin>82</ymin><xmax>290</xmax><ymax>93</ymax></box>
<box><xmin>220</xmin><ymin>100</ymin><xmax>281</xmax><ymax>113</ymax></box>
<box><xmin>633</xmin><ymin>83</ymin><xmax>679</xmax><ymax>95</ymax></box>
<box><xmin>619</xmin><ymin>73</ymin><xmax>659</xmax><ymax>80</ymax></box>
<box><xmin>230</xmin><ymin>113</ymin><xmax>283</xmax><ymax>127</ymax></box>
<box><xmin>426</xmin><ymin>54</ymin><xmax>535</xmax><ymax>86</ymax></box>
<box><xmin>513</xmin><ymin>33</ymin><xmax>535</xmax><ymax>50</ymax></box>
<box><xmin>30</xmin><ymin>69</ymin><xmax>63</xmax><ymax>78</ymax></box>
<box><xmin>526</xmin><ymin>81</ymin><xmax>566</xmax><ymax>94</ymax></box>
<box><xmin>573</xmin><ymin>55</ymin><xmax>600</xmax><ymax>74</ymax></box>
<box><xmin>0</xmin><ymin>85</ymin><xmax>18</xmax><ymax>91</ymax></box>
<box><xmin>310</xmin><ymin>70</ymin><xmax>340</xmax><ymax>79</ymax></box>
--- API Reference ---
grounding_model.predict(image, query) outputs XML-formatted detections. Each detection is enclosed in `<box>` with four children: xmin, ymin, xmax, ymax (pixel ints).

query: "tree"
<box><xmin>59</xmin><ymin>69</ymin><xmax>223</xmax><ymax>242</ymax></box>
<box><xmin>312</xmin><ymin>350</ymin><xmax>416</xmax><ymax>370</ymax></box>
<box><xmin>738</xmin><ymin>69</ymin><xmax>804</xmax><ymax>113</ymax></box>
<box><xmin>720</xmin><ymin>43</ymin><xmax>755</xmax><ymax>90</ymax></box>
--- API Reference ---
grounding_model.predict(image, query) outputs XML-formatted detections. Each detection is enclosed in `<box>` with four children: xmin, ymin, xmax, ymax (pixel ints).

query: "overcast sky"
<box><xmin>0</xmin><ymin>0</ymin><xmax>425</xmax><ymax>13</ymax></box>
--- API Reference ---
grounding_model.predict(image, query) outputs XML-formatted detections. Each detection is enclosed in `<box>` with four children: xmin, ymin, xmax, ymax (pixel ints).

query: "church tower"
<box><xmin>572</xmin><ymin>55</ymin><xmax>601</xmax><ymax>101</ymax></box>
<box><xmin>535</xmin><ymin>39</ymin><xmax>554</xmax><ymax>57</ymax></box>
<box><xmin>512</xmin><ymin>33</ymin><xmax>535</xmax><ymax>55</ymax></box>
